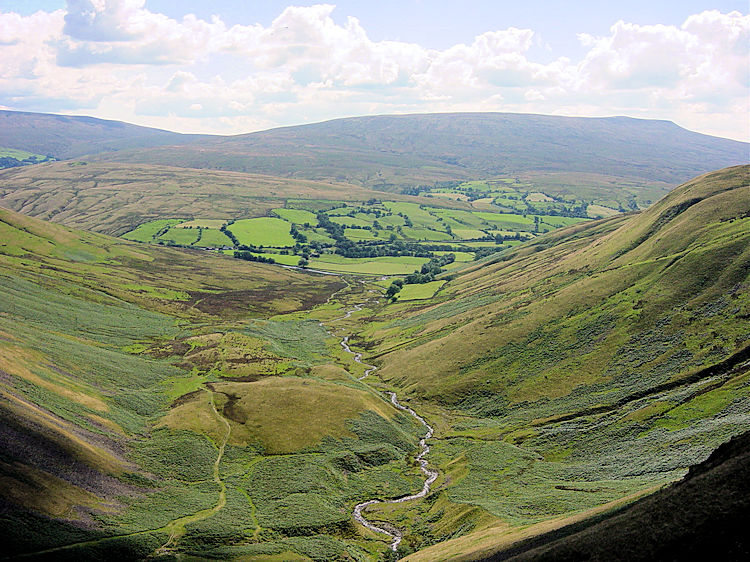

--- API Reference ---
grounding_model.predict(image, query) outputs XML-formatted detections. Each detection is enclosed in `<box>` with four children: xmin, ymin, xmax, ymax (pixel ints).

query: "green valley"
<box><xmin>0</xmin><ymin>109</ymin><xmax>747</xmax><ymax>561</ymax></box>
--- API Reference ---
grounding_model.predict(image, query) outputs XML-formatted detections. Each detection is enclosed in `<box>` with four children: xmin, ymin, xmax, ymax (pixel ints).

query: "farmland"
<box><xmin>116</xmin><ymin>183</ymin><xmax>591</xmax><ymax>276</ymax></box>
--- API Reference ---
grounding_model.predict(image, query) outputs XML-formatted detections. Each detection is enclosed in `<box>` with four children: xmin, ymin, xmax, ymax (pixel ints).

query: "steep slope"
<box><xmin>370</xmin><ymin>165</ymin><xmax>749</xmax><ymax>410</ymax></box>
<box><xmin>89</xmin><ymin>113</ymin><xmax>749</xmax><ymax>196</ymax></box>
<box><xmin>493</xmin><ymin>430</ymin><xmax>750</xmax><ymax>561</ymax></box>
<box><xmin>354</xmin><ymin>165</ymin><xmax>749</xmax><ymax>558</ymax></box>
<box><xmin>0</xmin><ymin>110</ymin><xmax>206</xmax><ymax>159</ymax></box>
<box><xmin>405</xmin><ymin>429</ymin><xmax>750</xmax><ymax>562</ymax></box>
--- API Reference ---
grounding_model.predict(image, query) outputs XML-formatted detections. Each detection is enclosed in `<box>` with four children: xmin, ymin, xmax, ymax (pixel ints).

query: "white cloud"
<box><xmin>0</xmin><ymin>4</ymin><xmax>746</xmax><ymax>141</ymax></box>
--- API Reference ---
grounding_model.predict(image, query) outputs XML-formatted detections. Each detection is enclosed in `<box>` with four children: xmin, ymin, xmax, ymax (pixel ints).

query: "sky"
<box><xmin>0</xmin><ymin>1</ymin><xmax>748</xmax><ymax>141</ymax></box>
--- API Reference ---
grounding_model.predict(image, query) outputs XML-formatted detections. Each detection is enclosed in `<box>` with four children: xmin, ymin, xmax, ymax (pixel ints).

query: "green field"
<box><xmin>157</xmin><ymin>227</ymin><xmax>200</xmax><ymax>246</ymax></box>
<box><xmin>228</xmin><ymin>217</ymin><xmax>296</xmax><ymax>247</ymax></box>
<box><xmin>310</xmin><ymin>254</ymin><xmax>430</xmax><ymax>275</ymax></box>
<box><xmin>395</xmin><ymin>280</ymin><xmax>446</xmax><ymax>301</ymax></box>
<box><xmin>175</xmin><ymin>219</ymin><xmax>227</xmax><ymax>229</ymax></box>
<box><xmin>193</xmin><ymin>229</ymin><xmax>233</xmax><ymax>247</ymax></box>
<box><xmin>0</xmin><ymin>147</ymin><xmax>47</xmax><ymax>159</ymax></box>
<box><xmin>272</xmin><ymin>208</ymin><xmax>318</xmax><ymax>225</ymax></box>
<box><xmin>384</xmin><ymin>201</ymin><xmax>444</xmax><ymax>229</ymax></box>
<box><xmin>245</xmin><ymin>252</ymin><xmax>301</xmax><ymax>266</ymax></box>
<box><xmin>122</xmin><ymin>219</ymin><xmax>184</xmax><ymax>242</ymax></box>
<box><xmin>344</xmin><ymin>228</ymin><xmax>392</xmax><ymax>241</ymax></box>
<box><xmin>114</xmin><ymin>185</ymin><xmax>601</xmax><ymax>275</ymax></box>
<box><xmin>329</xmin><ymin>215</ymin><xmax>372</xmax><ymax>228</ymax></box>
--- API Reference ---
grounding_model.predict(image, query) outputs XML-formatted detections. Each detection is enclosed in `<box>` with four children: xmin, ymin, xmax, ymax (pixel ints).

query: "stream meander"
<box><xmin>336</xmin><ymin>306</ymin><xmax>438</xmax><ymax>552</ymax></box>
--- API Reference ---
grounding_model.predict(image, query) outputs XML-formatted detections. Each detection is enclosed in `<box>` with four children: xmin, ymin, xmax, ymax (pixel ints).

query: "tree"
<box><xmin>385</xmin><ymin>283</ymin><xmax>401</xmax><ymax>299</ymax></box>
<box><xmin>298</xmin><ymin>257</ymin><xmax>309</xmax><ymax>268</ymax></box>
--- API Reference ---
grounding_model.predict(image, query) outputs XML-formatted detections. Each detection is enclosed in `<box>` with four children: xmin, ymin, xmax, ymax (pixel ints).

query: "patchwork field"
<box><xmin>114</xmin><ymin>185</ymin><xmax>594</xmax><ymax>276</ymax></box>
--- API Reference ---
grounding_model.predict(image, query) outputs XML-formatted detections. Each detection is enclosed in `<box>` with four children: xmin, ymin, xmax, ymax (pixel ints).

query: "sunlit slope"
<box><xmin>405</xmin><ymin>429</ymin><xmax>750</xmax><ymax>562</ymax></box>
<box><xmin>88</xmin><ymin>113</ymin><xmax>748</xmax><ymax>195</ymax></box>
<box><xmin>370</xmin><ymin>165</ymin><xmax>749</xmax><ymax>407</ymax></box>
<box><xmin>0</xmin><ymin>161</ymin><xmax>452</xmax><ymax>236</ymax></box>
<box><xmin>368</xmin><ymin>165</ymin><xmax>749</xmax><ymax>560</ymax></box>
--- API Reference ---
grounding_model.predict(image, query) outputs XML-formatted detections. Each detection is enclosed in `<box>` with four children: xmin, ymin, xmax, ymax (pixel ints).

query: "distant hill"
<box><xmin>88</xmin><ymin>113</ymin><xmax>749</xmax><ymax>195</ymax></box>
<box><xmin>2</xmin><ymin>110</ymin><xmax>746</xmax><ymax>204</ymax></box>
<box><xmin>0</xmin><ymin>110</ymin><xmax>207</xmax><ymax>159</ymax></box>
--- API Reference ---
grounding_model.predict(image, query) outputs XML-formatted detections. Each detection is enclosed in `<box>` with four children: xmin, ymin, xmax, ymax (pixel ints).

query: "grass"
<box><xmin>228</xmin><ymin>217</ymin><xmax>296</xmax><ymax>247</ymax></box>
<box><xmin>1</xmin><ymin>158</ymin><xmax>748</xmax><ymax>562</ymax></box>
<box><xmin>396</xmin><ymin>281</ymin><xmax>446</xmax><ymax>301</ymax></box>
<box><xmin>587</xmin><ymin>204</ymin><xmax>620</xmax><ymax>218</ymax></box>
<box><xmin>0</xmin><ymin>161</ymin><xmax>404</xmax><ymax>236</ymax></box>
<box><xmin>330</xmin><ymin>215</ymin><xmax>372</xmax><ymax>228</ymax></box>
<box><xmin>344</xmin><ymin>228</ymin><xmax>392</xmax><ymax>241</ymax></box>
<box><xmin>0</xmin><ymin>147</ymin><xmax>49</xmax><ymax>159</ymax></box>
<box><xmin>272</xmin><ymin>208</ymin><xmax>318</xmax><ymax>225</ymax></box>
<box><xmin>384</xmin><ymin>202</ymin><xmax>445</xmax><ymax>229</ymax></box>
<box><xmin>451</xmin><ymin>228</ymin><xmax>486</xmax><ymax>239</ymax></box>
<box><xmin>310</xmin><ymin>255</ymin><xmax>431</xmax><ymax>275</ymax></box>
<box><xmin>157</xmin><ymin>227</ymin><xmax>200</xmax><ymax>246</ymax></box>
<box><xmin>123</xmin><ymin>219</ymin><xmax>184</xmax><ymax>242</ymax></box>
<box><xmin>175</xmin><ymin>219</ymin><xmax>227</xmax><ymax>229</ymax></box>
<box><xmin>348</xmin><ymin>167</ymin><xmax>750</xmax><ymax>557</ymax></box>
<box><xmin>193</xmin><ymin>228</ymin><xmax>233</xmax><ymax>247</ymax></box>
<box><xmin>402</xmin><ymin>226</ymin><xmax>453</xmax><ymax>241</ymax></box>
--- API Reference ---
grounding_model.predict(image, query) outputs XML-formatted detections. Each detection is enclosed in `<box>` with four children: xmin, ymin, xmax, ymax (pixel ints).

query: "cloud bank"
<box><xmin>0</xmin><ymin>2</ymin><xmax>747</xmax><ymax>140</ymax></box>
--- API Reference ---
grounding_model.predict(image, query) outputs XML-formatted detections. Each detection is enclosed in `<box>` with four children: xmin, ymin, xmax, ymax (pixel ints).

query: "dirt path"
<box><xmin>13</xmin><ymin>389</ymin><xmax>234</xmax><ymax>560</ymax></box>
<box><xmin>152</xmin><ymin>388</ymin><xmax>231</xmax><ymax>556</ymax></box>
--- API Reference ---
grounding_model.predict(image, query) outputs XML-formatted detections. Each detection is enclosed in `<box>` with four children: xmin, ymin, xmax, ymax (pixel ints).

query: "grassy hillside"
<box><xmin>370</xmin><ymin>165</ymin><xmax>749</xmax><ymax>403</ymax></box>
<box><xmin>0</xmin><ymin>161</ymin><xmax>424</xmax><ymax>236</ymax></box>
<box><xmin>352</xmin><ymin>165</ymin><xmax>750</xmax><ymax>558</ymax></box>
<box><xmin>490</xmin><ymin>429</ymin><xmax>750</xmax><ymax>561</ymax></box>
<box><xmin>88</xmin><ymin>113</ymin><xmax>748</xmax><ymax>202</ymax></box>
<box><xmin>0</xmin><ymin>110</ymin><xmax>204</xmax><ymax>159</ymax></box>
<box><xmin>0</xmin><ymin>207</ymin><xmax>438</xmax><ymax>560</ymax></box>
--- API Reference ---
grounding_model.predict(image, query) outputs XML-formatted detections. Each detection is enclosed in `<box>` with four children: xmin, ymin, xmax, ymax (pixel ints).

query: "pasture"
<box><xmin>395</xmin><ymin>280</ymin><xmax>446</xmax><ymax>301</ymax></box>
<box><xmin>115</xmin><ymin>182</ymin><xmax>598</xmax><ymax>275</ymax></box>
<box><xmin>228</xmin><ymin>217</ymin><xmax>296</xmax><ymax>247</ymax></box>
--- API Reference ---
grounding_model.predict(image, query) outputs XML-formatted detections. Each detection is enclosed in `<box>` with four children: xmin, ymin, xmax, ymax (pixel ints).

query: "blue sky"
<box><xmin>0</xmin><ymin>1</ymin><xmax>748</xmax><ymax>140</ymax></box>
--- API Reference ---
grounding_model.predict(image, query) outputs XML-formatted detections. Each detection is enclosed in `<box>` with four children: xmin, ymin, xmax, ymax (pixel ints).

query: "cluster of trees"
<box><xmin>289</xmin><ymin>224</ymin><xmax>308</xmax><ymax>244</ymax></box>
<box><xmin>233</xmin><ymin>251</ymin><xmax>275</xmax><ymax>264</ymax></box>
<box><xmin>490</xmin><ymin>232</ymin><xmax>525</xmax><ymax>243</ymax></box>
<box><xmin>317</xmin><ymin>211</ymin><xmax>435</xmax><ymax>258</ymax></box>
<box><xmin>220</xmin><ymin>221</ymin><xmax>240</xmax><ymax>246</ymax></box>
<box><xmin>523</xmin><ymin>203</ymin><xmax>588</xmax><ymax>218</ymax></box>
<box><xmin>473</xmin><ymin>247</ymin><xmax>500</xmax><ymax>260</ymax></box>
<box><xmin>401</xmin><ymin>180</ymin><xmax>462</xmax><ymax>196</ymax></box>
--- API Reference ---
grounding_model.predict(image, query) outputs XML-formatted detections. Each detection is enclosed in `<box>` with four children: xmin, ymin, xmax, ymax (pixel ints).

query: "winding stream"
<box><xmin>337</xmin><ymin>307</ymin><xmax>438</xmax><ymax>551</ymax></box>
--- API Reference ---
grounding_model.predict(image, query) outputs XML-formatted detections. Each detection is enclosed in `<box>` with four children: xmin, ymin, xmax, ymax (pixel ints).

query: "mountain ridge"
<box><xmin>2</xmin><ymin>110</ymin><xmax>746</xmax><ymax>201</ymax></box>
<box><xmin>0</xmin><ymin>110</ymin><xmax>208</xmax><ymax>159</ymax></box>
